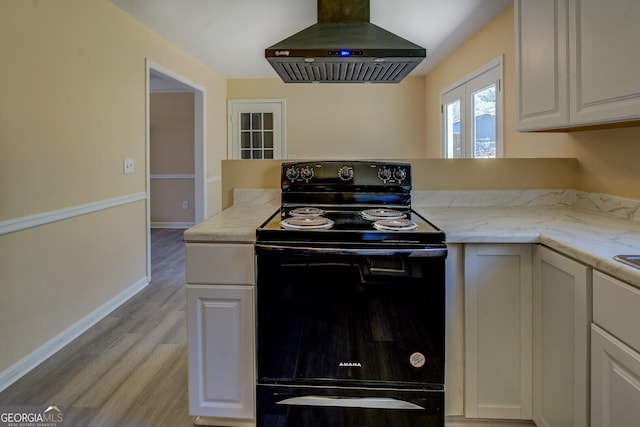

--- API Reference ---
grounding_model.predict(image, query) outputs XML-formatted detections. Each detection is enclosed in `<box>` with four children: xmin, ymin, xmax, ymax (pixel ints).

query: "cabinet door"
<box><xmin>445</xmin><ymin>244</ymin><xmax>464</xmax><ymax>416</ymax></box>
<box><xmin>515</xmin><ymin>0</ymin><xmax>569</xmax><ymax>131</ymax></box>
<box><xmin>187</xmin><ymin>285</ymin><xmax>255</xmax><ymax>420</ymax></box>
<box><xmin>591</xmin><ymin>324</ymin><xmax>640</xmax><ymax>427</ymax></box>
<box><xmin>569</xmin><ymin>0</ymin><xmax>640</xmax><ymax>125</ymax></box>
<box><xmin>532</xmin><ymin>246</ymin><xmax>591</xmax><ymax>427</ymax></box>
<box><xmin>464</xmin><ymin>244</ymin><xmax>532</xmax><ymax>419</ymax></box>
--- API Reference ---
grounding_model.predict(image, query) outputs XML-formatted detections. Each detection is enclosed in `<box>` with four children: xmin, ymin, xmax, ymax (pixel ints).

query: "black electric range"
<box><xmin>255</xmin><ymin>161</ymin><xmax>447</xmax><ymax>427</ymax></box>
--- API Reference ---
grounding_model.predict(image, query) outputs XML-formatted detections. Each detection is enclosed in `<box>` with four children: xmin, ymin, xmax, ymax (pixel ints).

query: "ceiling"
<box><xmin>112</xmin><ymin>0</ymin><xmax>512</xmax><ymax>80</ymax></box>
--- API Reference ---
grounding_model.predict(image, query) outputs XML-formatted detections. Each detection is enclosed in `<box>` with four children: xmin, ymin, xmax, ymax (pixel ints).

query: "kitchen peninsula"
<box><xmin>184</xmin><ymin>184</ymin><xmax>640</xmax><ymax>426</ymax></box>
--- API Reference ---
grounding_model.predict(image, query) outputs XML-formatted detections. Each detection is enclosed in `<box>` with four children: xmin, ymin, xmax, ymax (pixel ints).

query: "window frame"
<box><xmin>440</xmin><ymin>57</ymin><xmax>504</xmax><ymax>159</ymax></box>
<box><xmin>228</xmin><ymin>99</ymin><xmax>286</xmax><ymax>159</ymax></box>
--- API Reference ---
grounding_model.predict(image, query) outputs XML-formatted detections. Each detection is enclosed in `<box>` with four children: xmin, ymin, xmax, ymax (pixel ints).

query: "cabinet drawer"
<box><xmin>593</xmin><ymin>270</ymin><xmax>640</xmax><ymax>352</ymax></box>
<box><xmin>186</xmin><ymin>243</ymin><xmax>255</xmax><ymax>285</ymax></box>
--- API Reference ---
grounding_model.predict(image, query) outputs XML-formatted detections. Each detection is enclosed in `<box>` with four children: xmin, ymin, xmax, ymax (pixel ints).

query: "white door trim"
<box><xmin>145</xmin><ymin>59</ymin><xmax>207</xmax><ymax>279</ymax></box>
<box><xmin>227</xmin><ymin>99</ymin><xmax>286</xmax><ymax>159</ymax></box>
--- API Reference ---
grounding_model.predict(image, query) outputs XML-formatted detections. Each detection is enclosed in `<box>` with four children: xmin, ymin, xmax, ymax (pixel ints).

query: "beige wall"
<box><xmin>0</xmin><ymin>203</ymin><xmax>146</xmax><ymax>371</ymax></box>
<box><xmin>150</xmin><ymin>92</ymin><xmax>195</xmax><ymax>224</ymax></box>
<box><xmin>570</xmin><ymin>127</ymin><xmax>640</xmax><ymax>198</ymax></box>
<box><xmin>227</xmin><ymin>77</ymin><xmax>426</xmax><ymax>159</ymax></box>
<box><xmin>0</xmin><ymin>0</ymin><xmax>226</xmax><ymax>375</ymax></box>
<box><xmin>221</xmin><ymin>158</ymin><xmax>578</xmax><ymax>208</ymax></box>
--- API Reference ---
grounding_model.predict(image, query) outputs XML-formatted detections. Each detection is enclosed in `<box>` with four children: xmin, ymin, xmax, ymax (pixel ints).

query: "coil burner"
<box><xmin>360</xmin><ymin>208</ymin><xmax>406</xmax><ymax>221</ymax></box>
<box><xmin>280</xmin><ymin>216</ymin><xmax>334</xmax><ymax>230</ymax></box>
<box><xmin>373</xmin><ymin>218</ymin><xmax>419</xmax><ymax>231</ymax></box>
<box><xmin>289</xmin><ymin>207</ymin><xmax>326</xmax><ymax>216</ymax></box>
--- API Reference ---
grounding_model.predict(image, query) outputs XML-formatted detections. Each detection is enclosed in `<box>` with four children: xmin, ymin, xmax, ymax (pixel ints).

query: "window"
<box><xmin>228</xmin><ymin>99</ymin><xmax>285</xmax><ymax>159</ymax></box>
<box><xmin>441</xmin><ymin>57</ymin><xmax>503</xmax><ymax>158</ymax></box>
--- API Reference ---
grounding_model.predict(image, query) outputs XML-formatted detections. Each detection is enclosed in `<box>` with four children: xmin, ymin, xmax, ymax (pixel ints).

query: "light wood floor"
<box><xmin>0</xmin><ymin>228</ymin><xmax>195</xmax><ymax>427</ymax></box>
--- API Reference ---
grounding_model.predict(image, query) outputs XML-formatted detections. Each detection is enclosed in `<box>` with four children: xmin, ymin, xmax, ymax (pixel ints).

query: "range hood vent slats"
<box><xmin>269</xmin><ymin>60</ymin><xmax>417</xmax><ymax>83</ymax></box>
<box><xmin>265</xmin><ymin>0</ymin><xmax>425</xmax><ymax>83</ymax></box>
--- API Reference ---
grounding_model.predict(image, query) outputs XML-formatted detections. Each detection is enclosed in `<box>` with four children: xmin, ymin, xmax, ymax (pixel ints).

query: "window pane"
<box><xmin>252</xmin><ymin>132</ymin><xmax>262</xmax><ymax>149</ymax></box>
<box><xmin>252</xmin><ymin>113</ymin><xmax>261</xmax><ymax>130</ymax></box>
<box><xmin>445</xmin><ymin>100</ymin><xmax>461</xmax><ymax>158</ymax></box>
<box><xmin>230</xmin><ymin>100</ymin><xmax>283</xmax><ymax>160</ymax></box>
<box><xmin>241</xmin><ymin>132</ymin><xmax>250</xmax><ymax>148</ymax></box>
<box><xmin>263</xmin><ymin>113</ymin><xmax>273</xmax><ymax>130</ymax></box>
<box><xmin>473</xmin><ymin>84</ymin><xmax>496</xmax><ymax>158</ymax></box>
<box><xmin>240</xmin><ymin>113</ymin><xmax>250</xmax><ymax>130</ymax></box>
<box><xmin>264</xmin><ymin>131</ymin><xmax>273</xmax><ymax>149</ymax></box>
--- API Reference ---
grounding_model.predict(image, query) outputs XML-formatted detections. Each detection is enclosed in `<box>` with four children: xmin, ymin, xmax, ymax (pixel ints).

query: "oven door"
<box><xmin>255</xmin><ymin>243</ymin><xmax>446</xmax><ymax>389</ymax></box>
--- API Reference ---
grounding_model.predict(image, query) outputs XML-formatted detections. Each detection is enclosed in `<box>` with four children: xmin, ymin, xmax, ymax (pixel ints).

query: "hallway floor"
<box><xmin>0</xmin><ymin>229</ymin><xmax>194</xmax><ymax>427</ymax></box>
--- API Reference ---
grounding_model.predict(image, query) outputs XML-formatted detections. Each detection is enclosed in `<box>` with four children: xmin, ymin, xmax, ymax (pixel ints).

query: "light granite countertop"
<box><xmin>184</xmin><ymin>189</ymin><xmax>640</xmax><ymax>288</ymax></box>
<box><xmin>183</xmin><ymin>190</ymin><xmax>280</xmax><ymax>243</ymax></box>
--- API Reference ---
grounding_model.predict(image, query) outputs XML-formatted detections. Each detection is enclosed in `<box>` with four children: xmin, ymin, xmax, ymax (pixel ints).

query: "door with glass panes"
<box><xmin>228</xmin><ymin>100</ymin><xmax>284</xmax><ymax>159</ymax></box>
<box><xmin>441</xmin><ymin>59</ymin><xmax>502</xmax><ymax>158</ymax></box>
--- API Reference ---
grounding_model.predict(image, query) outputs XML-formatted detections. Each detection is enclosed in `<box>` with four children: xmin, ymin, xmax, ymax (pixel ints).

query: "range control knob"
<box><xmin>285</xmin><ymin>166</ymin><xmax>299</xmax><ymax>181</ymax></box>
<box><xmin>300</xmin><ymin>166</ymin><xmax>314</xmax><ymax>181</ymax></box>
<box><xmin>338</xmin><ymin>165</ymin><xmax>354</xmax><ymax>181</ymax></box>
<box><xmin>394</xmin><ymin>167</ymin><xmax>407</xmax><ymax>182</ymax></box>
<box><xmin>378</xmin><ymin>166</ymin><xmax>392</xmax><ymax>182</ymax></box>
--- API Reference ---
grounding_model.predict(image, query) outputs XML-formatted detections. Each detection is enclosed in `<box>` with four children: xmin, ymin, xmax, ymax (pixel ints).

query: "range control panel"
<box><xmin>281</xmin><ymin>161</ymin><xmax>412</xmax><ymax>189</ymax></box>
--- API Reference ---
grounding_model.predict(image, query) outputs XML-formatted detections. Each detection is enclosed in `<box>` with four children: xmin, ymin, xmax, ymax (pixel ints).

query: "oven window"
<box><xmin>256</xmin><ymin>252</ymin><xmax>445</xmax><ymax>388</ymax></box>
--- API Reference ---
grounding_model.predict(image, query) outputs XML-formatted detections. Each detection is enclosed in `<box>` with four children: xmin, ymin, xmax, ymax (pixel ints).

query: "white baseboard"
<box><xmin>0</xmin><ymin>276</ymin><xmax>149</xmax><ymax>393</ymax></box>
<box><xmin>445</xmin><ymin>416</ymin><xmax>535</xmax><ymax>426</ymax></box>
<box><xmin>151</xmin><ymin>222</ymin><xmax>194</xmax><ymax>229</ymax></box>
<box><xmin>194</xmin><ymin>416</ymin><xmax>253</xmax><ymax>427</ymax></box>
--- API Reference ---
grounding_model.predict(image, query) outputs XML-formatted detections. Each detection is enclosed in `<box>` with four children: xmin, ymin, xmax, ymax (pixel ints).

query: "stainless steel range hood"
<box><xmin>265</xmin><ymin>0</ymin><xmax>426</xmax><ymax>83</ymax></box>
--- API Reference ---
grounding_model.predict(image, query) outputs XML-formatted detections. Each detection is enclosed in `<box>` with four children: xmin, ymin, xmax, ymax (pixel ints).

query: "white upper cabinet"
<box><xmin>569</xmin><ymin>0</ymin><xmax>640</xmax><ymax>126</ymax></box>
<box><xmin>515</xmin><ymin>0</ymin><xmax>640</xmax><ymax>131</ymax></box>
<box><xmin>515</xmin><ymin>0</ymin><xmax>569</xmax><ymax>131</ymax></box>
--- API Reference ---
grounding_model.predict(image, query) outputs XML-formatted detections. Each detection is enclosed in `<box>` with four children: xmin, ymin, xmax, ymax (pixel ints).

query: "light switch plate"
<box><xmin>123</xmin><ymin>158</ymin><xmax>134</xmax><ymax>174</ymax></box>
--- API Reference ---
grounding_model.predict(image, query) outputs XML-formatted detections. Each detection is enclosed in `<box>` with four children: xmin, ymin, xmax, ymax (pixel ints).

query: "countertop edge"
<box><xmin>184</xmin><ymin>202</ymin><xmax>640</xmax><ymax>288</ymax></box>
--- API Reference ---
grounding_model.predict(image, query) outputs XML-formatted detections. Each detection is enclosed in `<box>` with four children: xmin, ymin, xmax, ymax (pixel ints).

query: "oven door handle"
<box><xmin>275</xmin><ymin>395</ymin><xmax>425</xmax><ymax>410</ymax></box>
<box><xmin>255</xmin><ymin>244</ymin><xmax>447</xmax><ymax>258</ymax></box>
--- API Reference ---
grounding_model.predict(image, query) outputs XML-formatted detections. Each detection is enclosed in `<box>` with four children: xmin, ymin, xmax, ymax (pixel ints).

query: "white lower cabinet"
<box><xmin>185</xmin><ymin>242</ymin><xmax>256</xmax><ymax>426</ymax></box>
<box><xmin>464</xmin><ymin>244</ymin><xmax>533</xmax><ymax>420</ymax></box>
<box><xmin>591</xmin><ymin>325</ymin><xmax>640</xmax><ymax>427</ymax></box>
<box><xmin>187</xmin><ymin>285</ymin><xmax>255</xmax><ymax>425</ymax></box>
<box><xmin>445</xmin><ymin>244</ymin><xmax>465</xmax><ymax>417</ymax></box>
<box><xmin>532</xmin><ymin>246</ymin><xmax>591</xmax><ymax>427</ymax></box>
<box><xmin>591</xmin><ymin>271</ymin><xmax>640</xmax><ymax>427</ymax></box>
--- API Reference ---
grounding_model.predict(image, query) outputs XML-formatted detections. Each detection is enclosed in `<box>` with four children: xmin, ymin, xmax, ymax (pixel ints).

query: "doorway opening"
<box><xmin>146</xmin><ymin>60</ymin><xmax>206</xmax><ymax>279</ymax></box>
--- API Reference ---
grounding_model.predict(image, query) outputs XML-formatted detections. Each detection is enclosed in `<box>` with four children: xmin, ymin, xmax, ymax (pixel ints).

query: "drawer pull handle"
<box><xmin>276</xmin><ymin>395</ymin><xmax>424</xmax><ymax>410</ymax></box>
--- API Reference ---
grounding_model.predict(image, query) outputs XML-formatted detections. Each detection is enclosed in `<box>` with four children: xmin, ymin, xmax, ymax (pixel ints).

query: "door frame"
<box><xmin>145</xmin><ymin>59</ymin><xmax>206</xmax><ymax>278</ymax></box>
